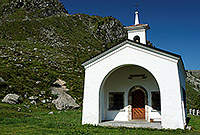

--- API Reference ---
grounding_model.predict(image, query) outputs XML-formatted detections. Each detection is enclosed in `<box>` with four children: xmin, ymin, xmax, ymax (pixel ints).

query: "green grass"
<box><xmin>186</xmin><ymin>82</ymin><xmax>200</xmax><ymax>110</ymax></box>
<box><xmin>0</xmin><ymin>103</ymin><xmax>199</xmax><ymax>135</ymax></box>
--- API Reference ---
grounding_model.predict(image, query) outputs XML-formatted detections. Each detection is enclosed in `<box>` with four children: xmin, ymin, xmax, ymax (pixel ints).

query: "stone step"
<box><xmin>99</xmin><ymin>121</ymin><xmax>162</xmax><ymax>129</ymax></box>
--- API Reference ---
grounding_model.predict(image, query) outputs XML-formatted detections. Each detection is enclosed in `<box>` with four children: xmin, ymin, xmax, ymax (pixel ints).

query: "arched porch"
<box><xmin>99</xmin><ymin>64</ymin><xmax>161</xmax><ymax>122</ymax></box>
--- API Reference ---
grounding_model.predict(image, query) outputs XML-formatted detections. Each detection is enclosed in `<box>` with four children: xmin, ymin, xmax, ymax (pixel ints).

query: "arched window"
<box><xmin>134</xmin><ymin>36</ymin><xmax>140</xmax><ymax>43</ymax></box>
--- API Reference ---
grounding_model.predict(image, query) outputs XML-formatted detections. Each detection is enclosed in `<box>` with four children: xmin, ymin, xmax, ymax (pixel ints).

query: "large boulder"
<box><xmin>51</xmin><ymin>79</ymin><xmax>79</xmax><ymax>110</ymax></box>
<box><xmin>52</xmin><ymin>92</ymin><xmax>79</xmax><ymax>110</ymax></box>
<box><xmin>2</xmin><ymin>94</ymin><xmax>20</xmax><ymax>104</ymax></box>
<box><xmin>52</xmin><ymin>78</ymin><xmax>66</xmax><ymax>87</ymax></box>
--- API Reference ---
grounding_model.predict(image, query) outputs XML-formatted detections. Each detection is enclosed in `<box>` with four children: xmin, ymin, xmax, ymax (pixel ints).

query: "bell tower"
<box><xmin>125</xmin><ymin>10</ymin><xmax>150</xmax><ymax>45</ymax></box>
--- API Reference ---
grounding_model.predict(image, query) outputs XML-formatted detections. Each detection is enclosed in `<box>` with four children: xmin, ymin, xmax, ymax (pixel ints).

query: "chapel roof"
<box><xmin>125</xmin><ymin>24</ymin><xmax>147</xmax><ymax>27</ymax></box>
<box><xmin>82</xmin><ymin>39</ymin><xmax>186</xmax><ymax>76</ymax></box>
<box><xmin>124</xmin><ymin>24</ymin><xmax>150</xmax><ymax>30</ymax></box>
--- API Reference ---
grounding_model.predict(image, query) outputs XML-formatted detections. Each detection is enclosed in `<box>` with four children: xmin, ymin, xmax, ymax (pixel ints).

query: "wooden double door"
<box><xmin>132</xmin><ymin>90</ymin><xmax>145</xmax><ymax>120</ymax></box>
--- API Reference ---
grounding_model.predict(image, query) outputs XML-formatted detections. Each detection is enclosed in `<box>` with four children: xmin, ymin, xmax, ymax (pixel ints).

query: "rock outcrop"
<box><xmin>52</xmin><ymin>78</ymin><xmax>67</xmax><ymax>87</ymax></box>
<box><xmin>186</xmin><ymin>70</ymin><xmax>200</xmax><ymax>92</ymax></box>
<box><xmin>75</xmin><ymin>14</ymin><xmax>127</xmax><ymax>43</ymax></box>
<box><xmin>186</xmin><ymin>70</ymin><xmax>200</xmax><ymax>109</ymax></box>
<box><xmin>2</xmin><ymin>94</ymin><xmax>20</xmax><ymax>104</ymax></box>
<box><xmin>51</xmin><ymin>79</ymin><xmax>79</xmax><ymax>110</ymax></box>
<box><xmin>1</xmin><ymin>0</ymin><xmax>69</xmax><ymax>18</ymax></box>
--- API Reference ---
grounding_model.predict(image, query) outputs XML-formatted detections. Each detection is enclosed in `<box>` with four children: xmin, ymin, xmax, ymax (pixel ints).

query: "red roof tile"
<box><xmin>125</xmin><ymin>24</ymin><xmax>146</xmax><ymax>28</ymax></box>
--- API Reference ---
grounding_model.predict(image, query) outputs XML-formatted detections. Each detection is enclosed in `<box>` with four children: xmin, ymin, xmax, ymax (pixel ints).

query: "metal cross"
<box><xmin>134</xmin><ymin>1</ymin><xmax>140</xmax><ymax>11</ymax></box>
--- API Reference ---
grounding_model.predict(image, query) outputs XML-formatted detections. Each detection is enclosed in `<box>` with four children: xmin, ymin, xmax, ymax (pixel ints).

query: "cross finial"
<box><xmin>134</xmin><ymin>1</ymin><xmax>140</xmax><ymax>11</ymax></box>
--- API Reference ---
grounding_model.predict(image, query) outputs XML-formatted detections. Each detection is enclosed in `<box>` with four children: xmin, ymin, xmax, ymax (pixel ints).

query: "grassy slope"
<box><xmin>187</xmin><ymin>71</ymin><xmax>200</xmax><ymax>109</ymax></box>
<box><xmin>0</xmin><ymin>10</ymin><xmax>126</xmax><ymax>104</ymax></box>
<box><xmin>186</xmin><ymin>82</ymin><xmax>200</xmax><ymax>109</ymax></box>
<box><xmin>0</xmin><ymin>103</ymin><xmax>199</xmax><ymax>135</ymax></box>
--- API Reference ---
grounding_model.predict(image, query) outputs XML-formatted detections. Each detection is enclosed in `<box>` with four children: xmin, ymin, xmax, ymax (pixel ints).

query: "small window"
<box><xmin>109</xmin><ymin>92</ymin><xmax>124</xmax><ymax>110</ymax></box>
<box><xmin>134</xmin><ymin>36</ymin><xmax>140</xmax><ymax>43</ymax></box>
<box><xmin>151</xmin><ymin>92</ymin><xmax>161</xmax><ymax>111</ymax></box>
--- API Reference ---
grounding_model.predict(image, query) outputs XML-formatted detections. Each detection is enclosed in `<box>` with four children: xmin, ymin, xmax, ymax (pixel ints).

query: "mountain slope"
<box><xmin>0</xmin><ymin>0</ymin><xmax>127</xmax><ymax>104</ymax></box>
<box><xmin>0</xmin><ymin>0</ymin><xmax>68</xmax><ymax>18</ymax></box>
<box><xmin>186</xmin><ymin>70</ymin><xmax>200</xmax><ymax>109</ymax></box>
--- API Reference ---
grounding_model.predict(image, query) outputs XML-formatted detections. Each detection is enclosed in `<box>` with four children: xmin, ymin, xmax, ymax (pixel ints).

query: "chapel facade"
<box><xmin>82</xmin><ymin>11</ymin><xmax>187</xmax><ymax>129</ymax></box>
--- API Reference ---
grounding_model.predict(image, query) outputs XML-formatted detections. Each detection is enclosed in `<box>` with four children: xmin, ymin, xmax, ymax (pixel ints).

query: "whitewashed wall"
<box><xmin>82</xmin><ymin>41</ymin><xmax>186</xmax><ymax>129</ymax></box>
<box><xmin>128</xmin><ymin>29</ymin><xmax>147</xmax><ymax>44</ymax></box>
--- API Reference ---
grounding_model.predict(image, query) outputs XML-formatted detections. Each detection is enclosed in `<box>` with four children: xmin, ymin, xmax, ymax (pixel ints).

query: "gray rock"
<box><xmin>18</xmin><ymin>107</ymin><xmax>21</xmax><ymax>112</ymax></box>
<box><xmin>36</xmin><ymin>81</ymin><xmax>40</xmax><ymax>84</ymax></box>
<box><xmin>30</xmin><ymin>100</ymin><xmax>36</xmax><ymax>105</ymax></box>
<box><xmin>2</xmin><ymin>94</ymin><xmax>20</xmax><ymax>104</ymax></box>
<box><xmin>52</xmin><ymin>95</ymin><xmax>79</xmax><ymax>110</ymax></box>
<box><xmin>29</xmin><ymin>96</ymin><xmax>38</xmax><ymax>100</ymax></box>
<box><xmin>51</xmin><ymin>86</ymin><xmax>69</xmax><ymax>95</ymax></box>
<box><xmin>46</xmin><ymin>99</ymin><xmax>51</xmax><ymax>103</ymax></box>
<box><xmin>24</xmin><ymin>104</ymin><xmax>30</xmax><ymax>109</ymax></box>
<box><xmin>41</xmin><ymin>91</ymin><xmax>45</xmax><ymax>95</ymax></box>
<box><xmin>41</xmin><ymin>99</ymin><xmax>46</xmax><ymax>103</ymax></box>
<box><xmin>48</xmin><ymin>111</ymin><xmax>54</xmax><ymax>115</ymax></box>
<box><xmin>51</xmin><ymin>88</ymin><xmax>79</xmax><ymax>110</ymax></box>
<box><xmin>15</xmin><ymin>64</ymin><xmax>23</xmax><ymax>67</ymax></box>
<box><xmin>0</xmin><ymin>77</ymin><xmax>5</xmax><ymax>83</ymax></box>
<box><xmin>53</xmin><ymin>78</ymin><xmax>66</xmax><ymax>87</ymax></box>
<box><xmin>51</xmin><ymin>79</ymin><xmax>79</xmax><ymax>110</ymax></box>
<box><xmin>24</xmin><ymin>92</ymin><xmax>28</xmax><ymax>98</ymax></box>
<box><xmin>186</xmin><ymin>126</ymin><xmax>192</xmax><ymax>130</ymax></box>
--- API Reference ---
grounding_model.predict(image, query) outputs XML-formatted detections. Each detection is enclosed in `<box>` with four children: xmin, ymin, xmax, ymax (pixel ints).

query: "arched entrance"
<box><xmin>128</xmin><ymin>86</ymin><xmax>148</xmax><ymax>120</ymax></box>
<box><xmin>132</xmin><ymin>90</ymin><xmax>145</xmax><ymax>119</ymax></box>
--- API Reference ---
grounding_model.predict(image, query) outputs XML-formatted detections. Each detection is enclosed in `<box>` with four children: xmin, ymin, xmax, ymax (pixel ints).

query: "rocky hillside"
<box><xmin>0</xmin><ymin>0</ymin><xmax>68</xmax><ymax>18</ymax></box>
<box><xmin>186</xmin><ymin>70</ymin><xmax>200</xmax><ymax>109</ymax></box>
<box><xmin>186</xmin><ymin>70</ymin><xmax>200</xmax><ymax>91</ymax></box>
<box><xmin>0</xmin><ymin>0</ymin><xmax>127</xmax><ymax>105</ymax></box>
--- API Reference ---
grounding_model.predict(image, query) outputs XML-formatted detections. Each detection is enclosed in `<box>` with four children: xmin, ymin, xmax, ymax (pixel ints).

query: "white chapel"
<box><xmin>81</xmin><ymin>11</ymin><xmax>187</xmax><ymax>129</ymax></box>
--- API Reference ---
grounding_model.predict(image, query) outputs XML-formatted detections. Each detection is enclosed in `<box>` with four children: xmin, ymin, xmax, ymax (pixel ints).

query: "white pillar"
<box><xmin>193</xmin><ymin>109</ymin><xmax>195</xmax><ymax>115</ymax></box>
<box><xmin>189</xmin><ymin>109</ymin><xmax>192</xmax><ymax>115</ymax></box>
<box><xmin>197</xmin><ymin>110</ymin><xmax>199</xmax><ymax>116</ymax></box>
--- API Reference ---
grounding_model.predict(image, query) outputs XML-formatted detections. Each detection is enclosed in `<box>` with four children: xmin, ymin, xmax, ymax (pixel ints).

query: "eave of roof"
<box><xmin>124</xmin><ymin>24</ymin><xmax>150</xmax><ymax>30</ymax></box>
<box><xmin>125</xmin><ymin>24</ymin><xmax>147</xmax><ymax>28</ymax></box>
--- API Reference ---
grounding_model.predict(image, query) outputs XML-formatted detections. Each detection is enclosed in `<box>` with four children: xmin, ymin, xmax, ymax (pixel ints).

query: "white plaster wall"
<box><xmin>150</xmin><ymin>110</ymin><xmax>161</xmax><ymax>121</ymax></box>
<box><xmin>106</xmin><ymin>109</ymin><xmax>128</xmax><ymax>121</ymax></box>
<box><xmin>159</xmin><ymin>64</ymin><xmax>185</xmax><ymax>129</ymax></box>
<box><xmin>82</xmin><ymin>67</ymin><xmax>101</xmax><ymax>124</ymax></box>
<box><xmin>82</xmin><ymin>43</ymin><xmax>185</xmax><ymax>129</ymax></box>
<box><xmin>128</xmin><ymin>29</ymin><xmax>146</xmax><ymax>44</ymax></box>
